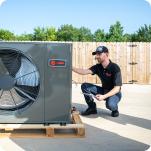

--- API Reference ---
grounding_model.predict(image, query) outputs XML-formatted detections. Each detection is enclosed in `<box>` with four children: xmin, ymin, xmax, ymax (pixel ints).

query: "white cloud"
<box><xmin>145</xmin><ymin>0</ymin><xmax>151</xmax><ymax>6</ymax></box>
<box><xmin>0</xmin><ymin>0</ymin><xmax>6</xmax><ymax>7</ymax></box>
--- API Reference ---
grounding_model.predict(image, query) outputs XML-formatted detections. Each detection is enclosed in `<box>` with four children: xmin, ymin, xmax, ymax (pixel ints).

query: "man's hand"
<box><xmin>95</xmin><ymin>94</ymin><xmax>107</xmax><ymax>101</ymax></box>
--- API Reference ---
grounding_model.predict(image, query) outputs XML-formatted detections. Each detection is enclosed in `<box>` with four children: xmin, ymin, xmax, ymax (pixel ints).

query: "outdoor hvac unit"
<box><xmin>0</xmin><ymin>42</ymin><xmax>72</xmax><ymax>124</ymax></box>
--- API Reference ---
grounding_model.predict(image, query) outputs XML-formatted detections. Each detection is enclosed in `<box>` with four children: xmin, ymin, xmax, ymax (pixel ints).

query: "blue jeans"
<box><xmin>81</xmin><ymin>83</ymin><xmax>122</xmax><ymax>111</ymax></box>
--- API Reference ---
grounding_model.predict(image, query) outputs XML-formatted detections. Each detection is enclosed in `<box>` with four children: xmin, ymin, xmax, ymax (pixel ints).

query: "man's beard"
<box><xmin>96</xmin><ymin>59</ymin><xmax>102</xmax><ymax>63</ymax></box>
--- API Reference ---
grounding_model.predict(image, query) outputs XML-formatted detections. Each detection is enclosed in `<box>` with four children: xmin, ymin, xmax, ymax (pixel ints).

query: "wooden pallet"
<box><xmin>0</xmin><ymin>112</ymin><xmax>85</xmax><ymax>138</ymax></box>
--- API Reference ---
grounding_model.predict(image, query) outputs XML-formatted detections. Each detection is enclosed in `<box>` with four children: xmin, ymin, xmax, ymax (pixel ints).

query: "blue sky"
<box><xmin>0</xmin><ymin>0</ymin><xmax>151</xmax><ymax>35</ymax></box>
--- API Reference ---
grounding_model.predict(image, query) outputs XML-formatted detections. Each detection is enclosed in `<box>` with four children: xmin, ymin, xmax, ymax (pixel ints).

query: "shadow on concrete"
<box><xmin>9</xmin><ymin>103</ymin><xmax>150</xmax><ymax>151</ymax></box>
<box><xmin>1</xmin><ymin>102</ymin><xmax>150</xmax><ymax>151</ymax></box>
<box><xmin>10</xmin><ymin>123</ymin><xmax>149</xmax><ymax>151</ymax></box>
<box><xmin>73</xmin><ymin>103</ymin><xmax>151</xmax><ymax>130</ymax></box>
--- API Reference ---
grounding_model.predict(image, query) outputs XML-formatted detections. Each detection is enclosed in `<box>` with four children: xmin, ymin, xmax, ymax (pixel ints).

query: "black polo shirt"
<box><xmin>89</xmin><ymin>60</ymin><xmax>122</xmax><ymax>91</ymax></box>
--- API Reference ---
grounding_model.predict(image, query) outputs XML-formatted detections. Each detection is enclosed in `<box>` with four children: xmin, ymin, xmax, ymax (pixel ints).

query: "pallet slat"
<box><xmin>0</xmin><ymin>112</ymin><xmax>85</xmax><ymax>138</ymax></box>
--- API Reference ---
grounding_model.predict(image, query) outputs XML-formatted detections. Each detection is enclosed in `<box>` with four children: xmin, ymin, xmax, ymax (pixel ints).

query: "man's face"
<box><xmin>95</xmin><ymin>52</ymin><xmax>108</xmax><ymax>63</ymax></box>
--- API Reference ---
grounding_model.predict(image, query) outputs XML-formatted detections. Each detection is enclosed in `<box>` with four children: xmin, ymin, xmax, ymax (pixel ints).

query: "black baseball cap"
<box><xmin>92</xmin><ymin>46</ymin><xmax>109</xmax><ymax>55</ymax></box>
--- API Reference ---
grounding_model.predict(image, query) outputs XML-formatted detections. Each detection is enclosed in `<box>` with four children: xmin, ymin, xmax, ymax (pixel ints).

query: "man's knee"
<box><xmin>81</xmin><ymin>82</ymin><xmax>90</xmax><ymax>91</ymax></box>
<box><xmin>106</xmin><ymin>101</ymin><xmax>118</xmax><ymax>111</ymax></box>
<box><xmin>81</xmin><ymin>83</ymin><xmax>86</xmax><ymax>91</ymax></box>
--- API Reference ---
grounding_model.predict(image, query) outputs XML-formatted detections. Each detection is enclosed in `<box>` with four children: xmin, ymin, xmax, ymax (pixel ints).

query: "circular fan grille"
<box><xmin>0</xmin><ymin>48</ymin><xmax>40</xmax><ymax>111</ymax></box>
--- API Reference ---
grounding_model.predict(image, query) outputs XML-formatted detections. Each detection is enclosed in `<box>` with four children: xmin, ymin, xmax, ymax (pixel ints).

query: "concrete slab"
<box><xmin>0</xmin><ymin>84</ymin><xmax>151</xmax><ymax>151</ymax></box>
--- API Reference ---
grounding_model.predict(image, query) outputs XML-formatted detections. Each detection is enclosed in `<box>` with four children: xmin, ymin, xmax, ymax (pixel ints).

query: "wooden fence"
<box><xmin>72</xmin><ymin>42</ymin><xmax>151</xmax><ymax>84</ymax></box>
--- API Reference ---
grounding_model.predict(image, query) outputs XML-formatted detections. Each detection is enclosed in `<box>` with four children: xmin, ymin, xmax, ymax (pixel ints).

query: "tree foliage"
<box><xmin>107</xmin><ymin>21</ymin><xmax>125</xmax><ymax>42</ymax></box>
<box><xmin>94</xmin><ymin>29</ymin><xmax>106</xmax><ymax>42</ymax></box>
<box><xmin>33</xmin><ymin>26</ymin><xmax>57</xmax><ymax>41</ymax></box>
<box><xmin>78</xmin><ymin>27</ymin><xmax>93</xmax><ymax>41</ymax></box>
<box><xmin>135</xmin><ymin>24</ymin><xmax>151</xmax><ymax>42</ymax></box>
<box><xmin>57</xmin><ymin>24</ymin><xmax>79</xmax><ymax>41</ymax></box>
<box><xmin>16</xmin><ymin>33</ymin><xmax>33</xmax><ymax>41</ymax></box>
<box><xmin>0</xmin><ymin>29</ymin><xmax>15</xmax><ymax>40</ymax></box>
<box><xmin>0</xmin><ymin>22</ymin><xmax>151</xmax><ymax>42</ymax></box>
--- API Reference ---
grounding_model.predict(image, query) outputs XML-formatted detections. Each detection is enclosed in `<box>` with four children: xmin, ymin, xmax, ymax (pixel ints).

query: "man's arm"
<box><xmin>95</xmin><ymin>86</ymin><xmax>121</xmax><ymax>101</ymax></box>
<box><xmin>72</xmin><ymin>67</ymin><xmax>93</xmax><ymax>75</ymax></box>
<box><xmin>96</xmin><ymin>65</ymin><xmax>122</xmax><ymax>101</ymax></box>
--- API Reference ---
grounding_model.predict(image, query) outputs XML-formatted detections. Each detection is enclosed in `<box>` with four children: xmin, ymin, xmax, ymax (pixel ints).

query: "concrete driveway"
<box><xmin>0</xmin><ymin>84</ymin><xmax>151</xmax><ymax>151</ymax></box>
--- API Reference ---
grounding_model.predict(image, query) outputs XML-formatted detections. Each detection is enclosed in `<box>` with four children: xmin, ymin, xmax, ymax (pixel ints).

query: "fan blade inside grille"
<box><xmin>15</xmin><ymin>58</ymin><xmax>39</xmax><ymax>87</ymax></box>
<box><xmin>0</xmin><ymin>48</ymin><xmax>40</xmax><ymax>111</ymax></box>
<box><xmin>15</xmin><ymin>84</ymin><xmax>39</xmax><ymax>99</ymax></box>
<box><xmin>0</xmin><ymin>89</ymin><xmax>31</xmax><ymax>111</ymax></box>
<box><xmin>0</xmin><ymin>50</ymin><xmax>21</xmax><ymax>77</ymax></box>
<box><xmin>0</xmin><ymin>59</ymin><xmax>9</xmax><ymax>75</ymax></box>
<box><xmin>14</xmin><ymin>86</ymin><xmax>37</xmax><ymax>101</ymax></box>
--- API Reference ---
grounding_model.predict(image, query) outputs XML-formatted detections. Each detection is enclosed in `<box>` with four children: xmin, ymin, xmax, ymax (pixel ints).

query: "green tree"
<box><xmin>33</xmin><ymin>27</ymin><xmax>46</xmax><ymax>41</ymax></box>
<box><xmin>122</xmin><ymin>33</ymin><xmax>132</xmax><ymax>42</ymax></box>
<box><xmin>46</xmin><ymin>27</ymin><xmax>57</xmax><ymax>41</ymax></box>
<box><xmin>16</xmin><ymin>33</ymin><xmax>33</xmax><ymax>41</ymax></box>
<box><xmin>107</xmin><ymin>21</ymin><xmax>125</xmax><ymax>42</ymax></box>
<box><xmin>78</xmin><ymin>27</ymin><xmax>93</xmax><ymax>41</ymax></box>
<box><xmin>0</xmin><ymin>29</ymin><xmax>15</xmax><ymax>40</ymax></box>
<box><xmin>33</xmin><ymin>26</ymin><xmax>57</xmax><ymax>41</ymax></box>
<box><xmin>94</xmin><ymin>29</ymin><xmax>106</xmax><ymax>42</ymax></box>
<box><xmin>130</xmin><ymin>33</ymin><xmax>138</xmax><ymax>42</ymax></box>
<box><xmin>135</xmin><ymin>24</ymin><xmax>151</xmax><ymax>42</ymax></box>
<box><xmin>57</xmin><ymin>24</ymin><xmax>79</xmax><ymax>41</ymax></box>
